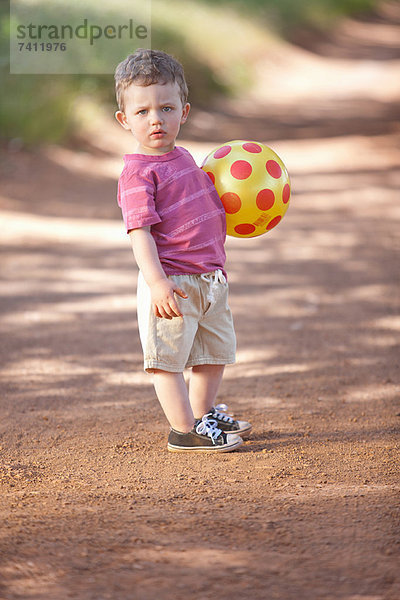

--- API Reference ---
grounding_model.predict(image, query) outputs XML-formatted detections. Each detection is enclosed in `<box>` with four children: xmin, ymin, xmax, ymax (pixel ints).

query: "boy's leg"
<box><xmin>189</xmin><ymin>364</ymin><xmax>225</xmax><ymax>420</ymax></box>
<box><xmin>189</xmin><ymin>364</ymin><xmax>253</xmax><ymax>437</ymax></box>
<box><xmin>154</xmin><ymin>367</ymin><xmax>243</xmax><ymax>452</ymax></box>
<box><xmin>153</xmin><ymin>369</ymin><xmax>194</xmax><ymax>433</ymax></box>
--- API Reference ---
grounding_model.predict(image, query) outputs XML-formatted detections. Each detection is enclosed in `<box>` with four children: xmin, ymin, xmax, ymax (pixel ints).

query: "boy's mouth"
<box><xmin>150</xmin><ymin>129</ymin><xmax>166</xmax><ymax>138</ymax></box>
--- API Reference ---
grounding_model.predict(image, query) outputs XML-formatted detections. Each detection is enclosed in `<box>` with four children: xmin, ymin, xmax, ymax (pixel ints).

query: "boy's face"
<box><xmin>115</xmin><ymin>81</ymin><xmax>190</xmax><ymax>155</ymax></box>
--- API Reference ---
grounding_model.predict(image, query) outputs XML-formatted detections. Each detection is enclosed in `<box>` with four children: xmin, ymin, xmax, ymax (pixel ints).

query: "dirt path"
<box><xmin>1</xmin><ymin>5</ymin><xmax>399</xmax><ymax>599</ymax></box>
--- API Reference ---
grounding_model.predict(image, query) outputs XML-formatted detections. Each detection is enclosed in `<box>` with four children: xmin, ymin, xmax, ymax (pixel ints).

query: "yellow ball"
<box><xmin>201</xmin><ymin>140</ymin><xmax>291</xmax><ymax>238</ymax></box>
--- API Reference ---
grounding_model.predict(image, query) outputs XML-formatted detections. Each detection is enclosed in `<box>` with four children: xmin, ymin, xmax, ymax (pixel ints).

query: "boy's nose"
<box><xmin>150</xmin><ymin>111</ymin><xmax>163</xmax><ymax>124</ymax></box>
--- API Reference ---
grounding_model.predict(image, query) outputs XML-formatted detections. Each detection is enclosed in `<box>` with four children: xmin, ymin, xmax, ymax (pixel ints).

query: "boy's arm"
<box><xmin>129</xmin><ymin>227</ymin><xmax>187</xmax><ymax>319</ymax></box>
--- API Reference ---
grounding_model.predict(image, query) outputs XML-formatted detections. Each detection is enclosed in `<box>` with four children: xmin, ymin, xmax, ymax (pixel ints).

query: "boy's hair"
<box><xmin>114</xmin><ymin>48</ymin><xmax>189</xmax><ymax>113</ymax></box>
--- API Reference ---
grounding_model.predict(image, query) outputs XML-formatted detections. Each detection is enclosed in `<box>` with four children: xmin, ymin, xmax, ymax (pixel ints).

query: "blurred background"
<box><xmin>1</xmin><ymin>0</ymin><xmax>398</xmax><ymax>147</ymax></box>
<box><xmin>1</xmin><ymin>0</ymin><xmax>399</xmax><ymax>217</ymax></box>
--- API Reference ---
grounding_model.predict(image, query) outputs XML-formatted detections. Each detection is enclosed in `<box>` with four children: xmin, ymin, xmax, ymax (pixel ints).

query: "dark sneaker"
<box><xmin>167</xmin><ymin>416</ymin><xmax>243</xmax><ymax>453</ymax></box>
<box><xmin>204</xmin><ymin>406</ymin><xmax>252</xmax><ymax>437</ymax></box>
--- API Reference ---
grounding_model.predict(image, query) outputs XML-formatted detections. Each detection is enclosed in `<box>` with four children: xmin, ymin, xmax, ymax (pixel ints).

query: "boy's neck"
<box><xmin>136</xmin><ymin>144</ymin><xmax>176</xmax><ymax>156</ymax></box>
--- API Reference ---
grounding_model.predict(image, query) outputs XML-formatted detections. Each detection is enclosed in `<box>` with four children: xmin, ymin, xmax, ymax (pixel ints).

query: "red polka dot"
<box><xmin>256</xmin><ymin>189</ymin><xmax>275</xmax><ymax>211</ymax></box>
<box><xmin>235</xmin><ymin>223</ymin><xmax>256</xmax><ymax>235</ymax></box>
<box><xmin>206</xmin><ymin>171</ymin><xmax>215</xmax><ymax>185</ymax></box>
<box><xmin>266</xmin><ymin>160</ymin><xmax>282</xmax><ymax>179</ymax></box>
<box><xmin>242</xmin><ymin>142</ymin><xmax>262</xmax><ymax>153</ymax></box>
<box><xmin>221</xmin><ymin>192</ymin><xmax>241</xmax><ymax>214</ymax></box>
<box><xmin>231</xmin><ymin>160</ymin><xmax>252</xmax><ymax>180</ymax></box>
<box><xmin>266</xmin><ymin>215</ymin><xmax>282</xmax><ymax>230</ymax></box>
<box><xmin>282</xmin><ymin>183</ymin><xmax>291</xmax><ymax>204</ymax></box>
<box><xmin>214</xmin><ymin>145</ymin><xmax>231</xmax><ymax>159</ymax></box>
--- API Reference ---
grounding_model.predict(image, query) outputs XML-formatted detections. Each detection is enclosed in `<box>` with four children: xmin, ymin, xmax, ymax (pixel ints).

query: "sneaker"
<box><xmin>204</xmin><ymin>406</ymin><xmax>252</xmax><ymax>437</ymax></box>
<box><xmin>167</xmin><ymin>416</ymin><xmax>243</xmax><ymax>453</ymax></box>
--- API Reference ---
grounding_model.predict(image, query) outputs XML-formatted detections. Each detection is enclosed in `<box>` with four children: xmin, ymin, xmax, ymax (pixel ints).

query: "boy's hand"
<box><xmin>150</xmin><ymin>278</ymin><xmax>188</xmax><ymax>319</ymax></box>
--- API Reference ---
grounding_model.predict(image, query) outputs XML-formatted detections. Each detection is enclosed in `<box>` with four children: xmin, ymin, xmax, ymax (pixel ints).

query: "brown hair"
<box><xmin>114</xmin><ymin>48</ymin><xmax>189</xmax><ymax>112</ymax></box>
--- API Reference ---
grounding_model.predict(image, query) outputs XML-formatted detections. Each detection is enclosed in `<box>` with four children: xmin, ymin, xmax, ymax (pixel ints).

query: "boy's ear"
<box><xmin>115</xmin><ymin>110</ymin><xmax>129</xmax><ymax>129</ymax></box>
<box><xmin>180</xmin><ymin>103</ymin><xmax>191</xmax><ymax>125</ymax></box>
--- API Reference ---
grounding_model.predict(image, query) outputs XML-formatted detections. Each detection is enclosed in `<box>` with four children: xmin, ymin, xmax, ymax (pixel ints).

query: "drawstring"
<box><xmin>200</xmin><ymin>269</ymin><xmax>226</xmax><ymax>303</ymax></box>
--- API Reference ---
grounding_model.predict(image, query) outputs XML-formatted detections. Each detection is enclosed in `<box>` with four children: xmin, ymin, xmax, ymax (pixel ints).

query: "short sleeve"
<box><xmin>117</xmin><ymin>167</ymin><xmax>162</xmax><ymax>233</ymax></box>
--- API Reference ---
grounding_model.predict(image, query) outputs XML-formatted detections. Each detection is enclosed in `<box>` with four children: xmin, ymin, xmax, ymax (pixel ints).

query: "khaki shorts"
<box><xmin>137</xmin><ymin>270</ymin><xmax>236</xmax><ymax>373</ymax></box>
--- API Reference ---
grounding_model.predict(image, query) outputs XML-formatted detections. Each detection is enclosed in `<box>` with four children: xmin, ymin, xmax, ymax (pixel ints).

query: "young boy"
<box><xmin>114</xmin><ymin>49</ymin><xmax>252</xmax><ymax>452</ymax></box>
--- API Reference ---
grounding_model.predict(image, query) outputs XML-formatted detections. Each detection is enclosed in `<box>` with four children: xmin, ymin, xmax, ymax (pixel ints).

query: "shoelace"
<box><xmin>200</xmin><ymin>269</ymin><xmax>226</xmax><ymax>303</ymax></box>
<box><xmin>196</xmin><ymin>415</ymin><xmax>222</xmax><ymax>444</ymax></box>
<box><xmin>211</xmin><ymin>408</ymin><xmax>235</xmax><ymax>425</ymax></box>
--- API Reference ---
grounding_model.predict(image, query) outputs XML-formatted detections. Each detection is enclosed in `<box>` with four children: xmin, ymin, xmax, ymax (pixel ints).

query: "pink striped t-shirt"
<box><xmin>117</xmin><ymin>146</ymin><xmax>227</xmax><ymax>276</ymax></box>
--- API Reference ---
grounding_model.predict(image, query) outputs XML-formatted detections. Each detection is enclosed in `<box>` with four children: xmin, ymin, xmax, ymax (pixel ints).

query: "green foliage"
<box><xmin>0</xmin><ymin>72</ymin><xmax>112</xmax><ymax>145</ymax></box>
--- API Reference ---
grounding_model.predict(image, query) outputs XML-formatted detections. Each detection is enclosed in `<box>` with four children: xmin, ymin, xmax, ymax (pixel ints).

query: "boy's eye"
<box><xmin>137</xmin><ymin>109</ymin><xmax>147</xmax><ymax>115</ymax></box>
<box><xmin>162</xmin><ymin>106</ymin><xmax>172</xmax><ymax>112</ymax></box>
